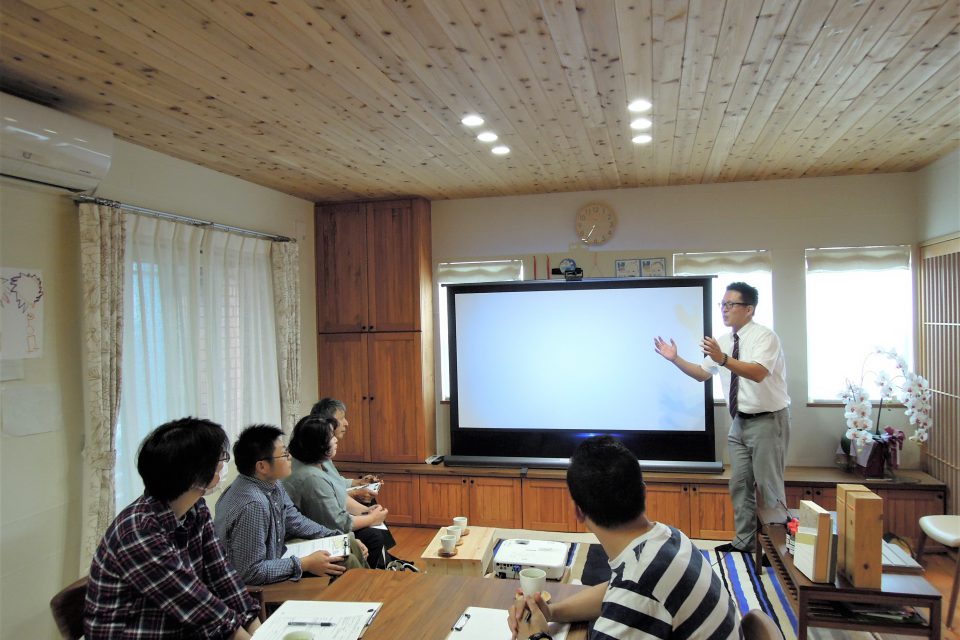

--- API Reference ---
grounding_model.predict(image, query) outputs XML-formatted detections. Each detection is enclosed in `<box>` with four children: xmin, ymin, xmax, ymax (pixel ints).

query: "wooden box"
<box><xmin>794</xmin><ymin>500</ymin><xmax>837</xmax><ymax>583</ymax></box>
<box><xmin>420</xmin><ymin>526</ymin><xmax>497</xmax><ymax>577</ymax></box>
<box><xmin>836</xmin><ymin>483</ymin><xmax>869</xmax><ymax>575</ymax></box>
<box><xmin>843</xmin><ymin>492</ymin><xmax>883</xmax><ymax>588</ymax></box>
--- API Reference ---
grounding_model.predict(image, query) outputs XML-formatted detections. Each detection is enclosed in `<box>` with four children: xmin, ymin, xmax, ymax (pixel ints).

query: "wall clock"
<box><xmin>575</xmin><ymin>203</ymin><xmax>617</xmax><ymax>245</ymax></box>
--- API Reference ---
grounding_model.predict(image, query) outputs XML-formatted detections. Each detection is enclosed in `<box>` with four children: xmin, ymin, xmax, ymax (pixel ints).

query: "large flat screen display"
<box><xmin>446</xmin><ymin>277</ymin><xmax>719</xmax><ymax>469</ymax></box>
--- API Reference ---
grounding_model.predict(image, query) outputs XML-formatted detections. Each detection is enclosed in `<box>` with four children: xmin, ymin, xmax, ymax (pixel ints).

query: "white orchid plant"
<box><xmin>839</xmin><ymin>348</ymin><xmax>933</xmax><ymax>464</ymax></box>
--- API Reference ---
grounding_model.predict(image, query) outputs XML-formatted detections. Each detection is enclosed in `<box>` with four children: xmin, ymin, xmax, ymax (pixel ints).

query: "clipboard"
<box><xmin>447</xmin><ymin>607</ymin><xmax>569</xmax><ymax>640</ymax></box>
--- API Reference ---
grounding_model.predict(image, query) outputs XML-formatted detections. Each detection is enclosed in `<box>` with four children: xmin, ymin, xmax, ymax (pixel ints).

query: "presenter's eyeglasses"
<box><xmin>718</xmin><ymin>302</ymin><xmax>750</xmax><ymax>310</ymax></box>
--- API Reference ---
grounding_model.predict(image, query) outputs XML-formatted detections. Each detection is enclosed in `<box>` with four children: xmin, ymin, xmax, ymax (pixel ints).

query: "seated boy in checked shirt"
<box><xmin>84</xmin><ymin>417</ymin><xmax>260</xmax><ymax>640</ymax></box>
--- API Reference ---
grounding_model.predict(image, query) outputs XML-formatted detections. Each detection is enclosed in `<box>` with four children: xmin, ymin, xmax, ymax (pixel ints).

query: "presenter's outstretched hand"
<box><xmin>699</xmin><ymin>336</ymin><xmax>723</xmax><ymax>363</ymax></box>
<box><xmin>654</xmin><ymin>336</ymin><xmax>678</xmax><ymax>362</ymax></box>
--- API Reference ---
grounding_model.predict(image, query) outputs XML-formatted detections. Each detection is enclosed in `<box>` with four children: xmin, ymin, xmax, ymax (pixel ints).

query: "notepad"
<box><xmin>282</xmin><ymin>534</ymin><xmax>351</xmax><ymax>559</ymax></box>
<box><xmin>447</xmin><ymin>606</ymin><xmax>569</xmax><ymax>640</ymax></box>
<box><xmin>251</xmin><ymin>600</ymin><xmax>381</xmax><ymax>640</ymax></box>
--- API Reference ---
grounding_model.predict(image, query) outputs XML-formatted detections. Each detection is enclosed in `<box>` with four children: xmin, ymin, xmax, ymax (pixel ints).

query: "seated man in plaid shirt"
<box><xmin>84</xmin><ymin>417</ymin><xmax>261</xmax><ymax>640</ymax></box>
<box><xmin>214</xmin><ymin>424</ymin><xmax>368</xmax><ymax>585</ymax></box>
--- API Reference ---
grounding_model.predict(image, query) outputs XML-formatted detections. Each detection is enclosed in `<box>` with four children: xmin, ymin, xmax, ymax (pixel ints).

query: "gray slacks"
<box><xmin>727</xmin><ymin>407</ymin><xmax>790</xmax><ymax>550</ymax></box>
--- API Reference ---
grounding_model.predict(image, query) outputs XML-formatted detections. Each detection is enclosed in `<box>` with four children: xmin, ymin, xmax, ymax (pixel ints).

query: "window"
<box><xmin>115</xmin><ymin>216</ymin><xmax>281</xmax><ymax>508</ymax></box>
<box><xmin>674</xmin><ymin>251</ymin><xmax>774</xmax><ymax>400</ymax></box>
<box><xmin>436</xmin><ymin>259</ymin><xmax>524</xmax><ymax>400</ymax></box>
<box><xmin>805</xmin><ymin>245</ymin><xmax>913</xmax><ymax>402</ymax></box>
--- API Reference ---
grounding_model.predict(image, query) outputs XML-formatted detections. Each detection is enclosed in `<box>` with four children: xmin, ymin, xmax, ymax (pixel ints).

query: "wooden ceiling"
<box><xmin>1</xmin><ymin>0</ymin><xmax>958</xmax><ymax>202</ymax></box>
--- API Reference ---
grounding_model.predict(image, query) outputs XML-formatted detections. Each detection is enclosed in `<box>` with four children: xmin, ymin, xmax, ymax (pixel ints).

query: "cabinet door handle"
<box><xmin>462</xmin><ymin>479</ymin><xmax>467</xmax><ymax>484</ymax></box>
<box><xmin>369</xmin><ymin>396</ymin><xmax>375</xmax><ymax>401</ymax></box>
<box><xmin>362</xmin><ymin>395</ymin><xmax>368</xmax><ymax>400</ymax></box>
<box><xmin>361</xmin><ymin>325</ymin><xmax>367</xmax><ymax>331</ymax></box>
<box><xmin>368</xmin><ymin>325</ymin><xmax>375</xmax><ymax>331</ymax></box>
<box><xmin>682</xmin><ymin>486</ymin><xmax>688</xmax><ymax>492</ymax></box>
<box><xmin>691</xmin><ymin>486</ymin><xmax>698</xmax><ymax>492</ymax></box>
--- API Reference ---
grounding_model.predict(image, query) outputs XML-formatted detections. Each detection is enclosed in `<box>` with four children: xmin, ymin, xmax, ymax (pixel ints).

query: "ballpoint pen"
<box><xmin>288</xmin><ymin>621</ymin><xmax>335</xmax><ymax>627</ymax></box>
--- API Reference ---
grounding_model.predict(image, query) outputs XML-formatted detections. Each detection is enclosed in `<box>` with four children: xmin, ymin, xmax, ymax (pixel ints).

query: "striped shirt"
<box><xmin>84</xmin><ymin>494</ymin><xmax>258</xmax><ymax>639</ymax></box>
<box><xmin>213</xmin><ymin>474</ymin><xmax>339</xmax><ymax>585</ymax></box>
<box><xmin>593</xmin><ymin>523</ymin><xmax>740</xmax><ymax>640</ymax></box>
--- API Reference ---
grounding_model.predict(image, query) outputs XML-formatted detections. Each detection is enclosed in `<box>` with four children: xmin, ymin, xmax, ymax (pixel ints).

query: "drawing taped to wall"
<box><xmin>1</xmin><ymin>268</ymin><xmax>45</xmax><ymax>359</ymax></box>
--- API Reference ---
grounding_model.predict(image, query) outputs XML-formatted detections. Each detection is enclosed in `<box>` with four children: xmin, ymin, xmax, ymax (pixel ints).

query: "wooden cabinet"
<box><xmin>689</xmin><ymin>484</ymin><xmax>735</xmax><ymax>539</ymax></box>
<box><xmin>316</xmin><ymin>199</ymin><xmax>431</xmax><ymax>333</ymax></box>
<box><xmin>521</xmin><ymin>479</ymin><xmax>580</xmax><ymax>532</ymax></box>
<box><xmin>375</xmin><ymin>473</ymin><xmax>420</xmax><ymax>526</ymax></box>
<box><xmin>316</xmin><ymin>197</ymin><xmax>434</xmax><ymax>465</ymax></box>
<box><xmin>876</xmin><ymin>488</ymin><xmax>946</xmax><ymax>545</ymax></box>
<box><xmin>419</xmin><ymin>475</ymin><xmax>522</xmax><ymax>528</ymax></box>
<box><xmin>785</xmin><ymin>485</ymin><xmax>837</xmax><ymax>510</ymax></box>
<box><xmin>646</xmin><ymin>483</ymin><xmax>735</xmax><ymax>539</ymax></box>
<box><xmin>645</xmin><ymin>483</ymin><xmax>691</xmax><ymax>533</ymax></box>
<box><xmin>318</xmin><ymin>332</ymin><xmax>431</xmax><ymax>463</ymax></box>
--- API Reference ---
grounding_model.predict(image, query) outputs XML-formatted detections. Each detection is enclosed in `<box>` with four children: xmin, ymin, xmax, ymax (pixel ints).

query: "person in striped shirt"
<box><xmin>509</xmin><ymin>436</ymin><xmax>740</xmax><ymax>640</ymax></box>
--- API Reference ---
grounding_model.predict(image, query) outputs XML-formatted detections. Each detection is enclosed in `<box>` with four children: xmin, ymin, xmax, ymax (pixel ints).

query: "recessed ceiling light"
<box><xmin>477</xmin><ymin>131</ymin><xmax>498</xmax><ymax>142</ymax></box>
<box><xmin>630</xmin><ymin>118</ymin><xmax>653</xmax><ymax>130</ymax></box>
<box><xmin>491</xmin><ymin>145</ymin><xmax>510</xmax><ymax>155</ymax></box>
<box><xmin>461</xmin><ymin>114</ymin><xmax>484</xmax><ymax>127</ymax></box>
<box><xmin>632</xmin><ymin>134</ymin><xmax>653</xmax><ymax>144</ymax></box>
<box><xmin>628</xmin><ymin>99</ymin><xmax>652</xmax><ymax>113</ymax></box>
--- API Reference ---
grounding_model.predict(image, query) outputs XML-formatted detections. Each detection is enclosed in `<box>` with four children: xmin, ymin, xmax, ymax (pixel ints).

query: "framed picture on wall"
<box><xmin>641</xmin><ymin>258</ymin><xmax>667</xmax><ymax>277</ymax></box>
<box><xmin>615</xmin><ymin>259</ymin><xmax>640</xmax><ymax>278</ymax></box>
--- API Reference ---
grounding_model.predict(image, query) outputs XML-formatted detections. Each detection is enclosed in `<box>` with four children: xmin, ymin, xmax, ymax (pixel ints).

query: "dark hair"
<box><xmin>310</xmin><ymin>397</ymin><xmax>346</xmax><ymax>419</ymax></box>
<box><xmin>289</xmin><ymin>414</ymin><xmax>338</xmax><ymax>464</ymax></box>
<box><xmin>726</xmin><ymin>281</ymin><xmax>759</xmax><ymax>307</ymax></box>
<box><xmin>137</xmin><ymin>417</ymin><xmax>228</xmax><ymax>502</ymax></box>
<box><xmin>233</xmin><ymin>424</ymin><xmax>285</xmax><ymax>476</ymax></box>
<box><xmin>566</xmin><ymin>435</ymin><xmax>645</xmax><ymax>528</ymax></box>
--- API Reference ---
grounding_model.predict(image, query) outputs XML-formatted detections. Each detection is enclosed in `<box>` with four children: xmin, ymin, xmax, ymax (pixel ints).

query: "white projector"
<box><xmin>493</xmin><ymin>539</ymin><xmax>571</xmax><ymax>580</ymax></box>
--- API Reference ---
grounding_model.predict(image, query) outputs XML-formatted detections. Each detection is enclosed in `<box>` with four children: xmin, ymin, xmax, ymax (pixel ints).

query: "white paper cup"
<box><xmin>283</xmin><ymin>632</ymin><xmax>314</xmax><ymax>640</ymax></box>
<box><xmin>440</xmin><ymin>534</ymin><xmax>457</xmax><ymax>553</ymax></box>
<box><xmin>519</xmin><ymin>567</ymin><xmax>547</xmax><ymax>596</ymax></box>
<box><xmin>446</xmin><ymin>525</ymin><xmax>462</xmax><ymax>540</ymax></box>
<box><xmin>453</xmin><ymin>516</ymin><xmax>468</xmax><ymax>529</ymax></box>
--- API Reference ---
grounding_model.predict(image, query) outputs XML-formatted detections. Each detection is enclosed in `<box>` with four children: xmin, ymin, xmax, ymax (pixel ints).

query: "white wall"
<box><xmin>916</xmin><ymin>148</ymin><xmax>960</xmax><ymax>241</ymax></box>
<box><xmin>0</xmin><ymin>139</ymin><xmax>315</xmax><ymax>640</ymax></box>
<box><xmin>432</xmin><ymin>173</ymin><xmax>925</xmax><ymax>469</ymax></box>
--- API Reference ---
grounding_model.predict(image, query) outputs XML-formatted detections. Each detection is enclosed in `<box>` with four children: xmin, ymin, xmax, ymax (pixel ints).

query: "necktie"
<box><xmin>729</xmin><ymin>333</ymin><xmax>740</xmax><ymax>418</ymax></box>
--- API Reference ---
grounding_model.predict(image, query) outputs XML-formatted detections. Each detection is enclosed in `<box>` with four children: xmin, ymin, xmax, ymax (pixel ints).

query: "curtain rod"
<box><xmin>74</xmin><ymin>195</ymin><xmax>293</xmax><ymax>243</ymax></box>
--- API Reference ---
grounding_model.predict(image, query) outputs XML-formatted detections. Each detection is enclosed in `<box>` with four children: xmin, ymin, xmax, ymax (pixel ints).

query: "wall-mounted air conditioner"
<box><xmin>1</xmin><ymin>92</ymin><xmax>113</xmax><ymax>192</ymax></box>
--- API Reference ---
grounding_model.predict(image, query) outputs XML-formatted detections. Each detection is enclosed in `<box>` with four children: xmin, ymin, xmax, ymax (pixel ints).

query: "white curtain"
<box><xmin>115</xmin><ymin>216</ymin><xmax>281</xmax><ymax>508</ymax></box>
<box><xmin>271</xmin><ymin>241</ymin><xmax>301</xmax><ymax>434</ymax></box>
<box><xmin>78</xmin><ymin>202</ymin><xmax>126</xmax><ymax>571</ymax></box>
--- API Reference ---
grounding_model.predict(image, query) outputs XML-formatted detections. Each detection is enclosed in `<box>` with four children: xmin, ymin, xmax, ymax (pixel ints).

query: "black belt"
<box><xmin>736</xmin><ymin>411</ymin><xmax>773</xmax><ymax>420</ymax></box>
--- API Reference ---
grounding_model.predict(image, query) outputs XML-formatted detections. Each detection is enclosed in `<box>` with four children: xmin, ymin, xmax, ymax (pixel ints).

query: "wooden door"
<box><xmin>521</xmin><ymin>479</ymin><xmax>577</xmax><ymax>532</ymax></box>
<box><xmin>644</xmin><ymin>483</ymin><xmax>691</xmax><ymax>533</ymax></box>
<box><xmin>419</xmin><ymin>476</ymin><xmax>469</xmax><ymax>526</ymax></box>
<box><xmin>689</xmin><ymin>484</ymin><xmax>735</xmax><ymax>540</ymax></box>
<box><xmin>317</xmin><ymin>333</ymin><xmax>370</xmax><ymax>461</ymax></box>
<box><xmin>366</xmin><ymin>200</ymin><xmax>423</xmax><ymax>331</ymax></box>
<box><xmin>469</xmin><ymin>477</ymin><xmax>522</xmax><ymax>528</ymax></box>
<box><xmin>316</xmin><ymin>202</ymin><xmax>368</xmax><ymax>332</ymax></box>
<box><xmin>376</xmin><ymin>473</ymin><xmax>420</xmax><ymax>526</ymax></box>
<box><xmin>367</xmin><ymin>332</ymin><xmax>423</xmax><ymax>463</ymax></box>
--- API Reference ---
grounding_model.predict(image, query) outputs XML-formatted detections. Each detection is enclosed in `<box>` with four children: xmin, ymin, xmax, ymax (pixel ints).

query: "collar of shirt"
<box><xmin>141</xmin><ymin>493</ymin><xmax>199</xmax><ymax>534</ymax></box>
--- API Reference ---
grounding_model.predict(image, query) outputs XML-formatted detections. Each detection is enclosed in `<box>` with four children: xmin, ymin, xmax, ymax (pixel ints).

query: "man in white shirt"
<box><xmin>654</xmin><ymin>281</ymin><xmax>790</xmax><ymax>552</ymax></box>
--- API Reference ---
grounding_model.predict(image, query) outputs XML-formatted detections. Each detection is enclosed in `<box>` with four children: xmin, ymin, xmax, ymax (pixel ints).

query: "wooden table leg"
<box><xmin>930</xmin><ymin>597</ymin><xmax>941</xmax><ymax>640</ymax></box>
<box><xmin>797</xmin><ymin>591</ymin><xmax>808</xmax><ymax>640</ymax></box>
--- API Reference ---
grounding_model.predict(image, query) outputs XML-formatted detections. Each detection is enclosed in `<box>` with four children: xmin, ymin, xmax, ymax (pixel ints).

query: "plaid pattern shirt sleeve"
<box><xmin>85</xmin><ymin>496</ymin><xmax>258</xmax><ymax>639</ymax></box>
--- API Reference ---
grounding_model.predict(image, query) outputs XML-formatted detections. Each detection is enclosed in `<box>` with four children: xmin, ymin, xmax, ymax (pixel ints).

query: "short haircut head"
<box><xmin>233</xmin><ymin>424</ymin><xmax>285</xmax><ymax>476</ymax></box>
<box><xmin>137</xmin><ymin>417</ymin><xmax>228</xmax><ymax>502</ymax></box>
<box><xmin>289</xmin><ymin>414</ymin><xmax>337</xmax><ymax>464</ymax></box>
<box><xmin>726</xmin><ymin>281</ymin><xmax>759</xmax><ymax>307</ymax></box>
<box><xmin>310</xmin><ymin>397</ymin><xmax>346</xmax><ymax>419</ymax></box>
<box><xmin>566</xmin><ymin>435</ymin><xmax>645</xmax><ymax>528</ymax></box>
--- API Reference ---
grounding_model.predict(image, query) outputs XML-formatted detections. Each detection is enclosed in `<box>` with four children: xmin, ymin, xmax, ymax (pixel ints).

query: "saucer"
<box><xmin>438</xmin><ymin>547</ymin><xmax>458</xmax><ymax>557</ymax></box>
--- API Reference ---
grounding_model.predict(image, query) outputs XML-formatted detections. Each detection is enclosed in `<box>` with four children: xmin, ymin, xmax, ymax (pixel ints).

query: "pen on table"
<box><xmin>288</xmin><ymin>621</ymin><xmax>335</xmax><ymax>627</ymax></box>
